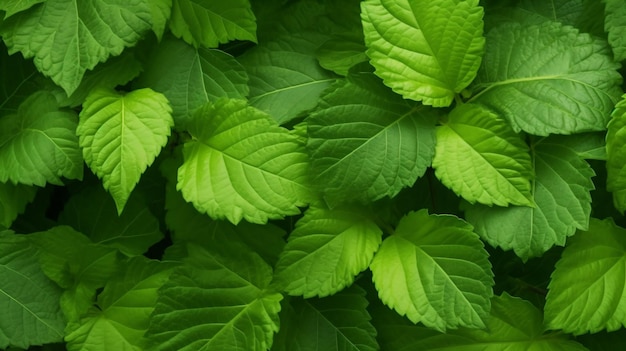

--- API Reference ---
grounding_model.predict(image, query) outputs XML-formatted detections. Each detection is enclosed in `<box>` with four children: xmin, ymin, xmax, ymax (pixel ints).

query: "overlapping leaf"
<box><xmin>604</xmin><ymin>0</ymin><xmax>626</xmax><ymax>61</ymax></box>
<box><xmin>361</xmin><ymin>0</ymin><xmax>485</xmax><ymax>107</ymax></box>
<box><xmin>240</xmin><ymin>33</ymin><xmax>337</xmax><ymax>124</ymax></box>
<box><xmin>0</xmin><ymin>0</ymin><xmax>45</xmax><ymax>18</ymax></box>
<box><xmin>58</xmin><ymin>186</ymin><xmax>163</xmax><ymax>257</ymax></box>
<box><xmin>169</xmin><ymin>0</ymin><xmax>256</xmax><ymax>48</ymax></box>
<box><xmin>273</xmin><ymin>285</ymin><xmax>378</xmax><ymax>351</ymax></box>
<box><xmin>374</xmin><ymin>293</ymin><xmax>587</xmax><ymax>351</ymax></box>
<box><xmin>177</xmin><ymin>98</ymin><xmax>313</xmax><ymax>224</ymax></box>
<box><xmin>307</xmin><ymin>71</ymin><xmax>437</xmax><ymax>207</ymax></box>
<box><xmin>138</xmin><ymin>36</ymin><xmax>249</xmax><ymax>128</ymax></box>
<box><xmin>273</xmin><ymin>205</ymin><xmax>382</xmax><ymax>298</ymax></box>
<box><xmin>545</xmin><ymin>217</ymin><xmax>626</xmax><ymax>334</ymax></box>
<box><xmin>0</xmin><ymin>91</ymin><xmax>82</xmax><ymax>186</ymax></box>
<box><xmin>370</xmin><ymin>210</ymin><xmax>493</xmax><ymax>331</ymax></box>
<box><xmin>78</xmin><ymin>88</ymin><xmax>173</xmax><ymax>214</ymax></box>
<box><xmin>466</xmin><ymin>138</ymin><xmax>594</xmax><ymax>260</ymax></box>
<box><xmin>65</xmin><ymin>257</ymin><xmax>174</xmax><ymax>351</ymax></box>
<box><xmin>0</xmin><ymin>182</ymin><xmax>36</xmax><ymax>228</ymax></box>
<box><xmin>0</xmin><ymin>0</ymin><xmax>152</xmax><ymax>95</ymax></box>
<box><xmin>146</xmin><ymin>244</ymin><xmax>282</xmax><ymax>351</ymax></box>
<box><xmin>0</xmin><ymin>231</ymin><xmax>65</xmax><ymax>349</ymax></box>
<box><xmin>432</xmin><ymin>103</ymin><xmax>533</xmax><ymax>207</ymax></box>
<box><xmin>470</xmin><ymin>21</ymin><xmax>622</xmax><ymax>135</ymax></box>
<box><xmin>0</xmin><ymin>42</ymin><xmax>44</xmax><ymax>114</ymax></box>
<box><xmin>607</xmin><ymin>95</ymin><xmax>626</xmax><ymax>213</ymax></box>
<box><xmin>148</xmin><ymin>0</ymin><xmax>172</xmax><ymax>40</ymax></box>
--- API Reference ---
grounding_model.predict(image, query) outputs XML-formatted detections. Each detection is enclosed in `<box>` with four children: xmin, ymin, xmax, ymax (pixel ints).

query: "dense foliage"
<box><xmin>1</xmin><ymin>0</ymin><xmax>626</xmax><ymax>350</ymax></box>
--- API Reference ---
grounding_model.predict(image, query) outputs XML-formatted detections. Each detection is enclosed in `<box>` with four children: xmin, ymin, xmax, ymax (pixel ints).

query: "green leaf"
<box><xmin>239</xmin><ymin>33</ymin><xmax>337</xmax><ymax>124</ymax></box>
<box><xmin>148</xmin><ymin>0</ymin><xmax>172</xmax><ymax>40</ymax></box>
<box><xmin>307</xmin><ymin>71</ymin><xmax>437</xmax><ymax>207</ymax></box>
<box><xmin>273</xmin><ymin>285</ymin><xmax>378</xmax><ymax>351</ymax></box>
<box><xmin>58</xmin><ymin>186</ymin><xmax>163</xmax><ymax>257</ymax></box>
<box><xmin>465</xmin><ymin>137</ymin><xmax>594</xmax><ymax>260</ymax></box>
<box><xmin>0</xmin><ymin>231</ymin><xmax>65</xmax><ymax>349</ymax></box>
<box><xmin>78</xmin><ymin>88</ymin><xmax>173</xmax><ymax>214</ymax></box>
<box><xmin>361</xmin><ymin>0</ymin><xmax>485</xmax><ymax>107</ymax></box>
<box><xmin>604</xmin><ymin>0</ymin><xmax>626</xmax><ymax>61</ymax></box>
<box><xmin>177</xmin><ymin>98</ymin><xmax>313</xmax><ymax>225</ymax></box>
<box><xmin>432</xmin><ymin>103</ymin><xmax>533</xmax><ymax>207</ymax></box>
<box><xmin>0</xmin><ymin>91</ymin><xmax>82</xmax><ymax>186</ymax></box>
<box><xmin>137</xmin><ymin>36</ymin><xmax>249</xmax><ymax>129</ymax></box>
<box><xmin>65</xmin><ymin>257</ymin><xmax>174</xmax><ymax>351</ymax></box>
<box><xmin>370</xmin><ymin>209</ymin><xmax>493</xmax><ymax>331</ymax></box>
<box><xmin>169</xmin><ymin>0</ymin><xmax>257</xmax><ymax>48</ymax></box>
<box><xmin>470</xmin><ymin>21</ymin><xmax>622</xmax><ymax>135</ymax></box>
<box><xmin>146</xmin><ymin>244</ymin><xmax>282</xmax><ymax>351</ymax></box>
<box><xmin>0</xmin><ymin>182</ymin><xmax>37</xmax><ymax>228</ymax></box>
<box><xmin>548</xmin><ymin>132</ymin><xmax>607</xmax><ymax>160</ymax></box>
<box><xmin>0</xmin><ymin>0</ymin><xmax>45</xmax><ymax>18</ymax></box>
<box><xmin>545</xmin><ymin>217</ymin><xmax>626</xmax><ymax>334</ymax></box>
<box><xmin>0</xmin><ymin>0</ymin><xmax>152</xmax><ymax>95</ymax></box>
<box><xmin>374</xmin><ymin>293</ymin><xmax>587</xmax><ymax>351</ymax></box>
<box><xmin>607</xmin><ymin>95</ymin><xmax>626</xmax><ymax>213</ymax></box>
<box><xmin>316</xmin><ymin>33</ymin><xmax>367</xmax><ymax>76</ymax></box>
<box><xmin>273</xmin><ymin>205</ymin><xmax>382</xmax><ymax>298</ymax></box>
<box><xmin>0</xmin><ymin>42</ymin><xmax>44</xmax><ymax>114</ymax></box>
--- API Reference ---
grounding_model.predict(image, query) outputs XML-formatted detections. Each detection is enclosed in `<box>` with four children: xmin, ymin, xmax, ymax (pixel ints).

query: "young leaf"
<box><xmin>239</xmin><ymin>33</ymin><xmax>337</xmax><ymax>124</ymax></box>
<box><xmin>0</xmin><ymin>91</ymin><xmax>82</xmax><ymax>186</ymax></box>
<box><xmin>169</xmin><ymin>0</ymin><xmax>257</xmax><ymax>48</ymax></box>
<box><xmin>374</xmin><ymin>293</ymin><xmax>587</xmax><ymax>351</ymax></box>
<box><xmin>146</xmin><ymin>244</ymin><xmax>282</xmax><ymax>351</ymax></box>
<box><xmin>307</xmin><ymin>71</ymin><xmax>437</xmax><ymax>207</ymax></box>
<box><xmin>0</xmin><ymin>0</ymin><xmax>45</xmax><ymax>18</ymax></box>
<box><xmin>470</xmin><ymin>21</ymin><xmax>622</xmax><ymax>135</ymax></box>
<box><xmin>273</xmin><ymin>205</ymin><xmax>383</xmax><ymax>298</ymax></box>
<box><xmin>370</xmin><ymin>209</ymin><xmax>493</xmax><ymax>331</ymax></box>
<box><xmin>58</xmin><ymin>186</ymin><xmax>163</xmax><ymax>257</ymax></box>
<box><xmin>0</xmin><ymin>182</ymin><xmax>37</xmax><ymax>228</ymax></box>
<box><xmin>77</xmin><ymin>88</ymin><xmax>173</xmax><ymax>214</ymax></box>
<box><xmin>177</xmin><ymin>98</ymin><xmax>313</xmax><ymax>224</ymax></box>
<box><xmin>0</xmin><ymin>231</ymin><xmax>65</xmax><ymax>349</ymax></box>
<box><xmin>604</xmin><ymin>0</ymin><xmax>626</xmax><ymax>61</ymax></box>
<box><xmin>0</xmin><ymin>0</ymin><xmax>152</xmax><ymax>95</ymax></box>
<box><xmin>65</xmin><ymin>257</ymin><xmax>174</xmax><ymax>351</ymax></box>
<box><xmin>545</xmin><ymin>217</ymin><xmax>626</xmax><ymax>334</ymax></box>
<box><xmin>273</xmin><ymin>285</ymin><xmax>378</xmax><ymax>351</ymax></box>
<box><xmin>361</xmin><ymin>0</ymin><xmax>485</xmax><ymax>107</ymax></box>
<box><xmin>607</xmin><ymin>95</ymin><xmax>626</xmax><ymax>213</ymax></box>
<box><xmin>137</xmin><ymin>36</ymin><xmax>249</xmax><ymax>129</ymax></box>
<box><xmin>466</xmin><ymin>138</ymin><xmax>594</xmax><ymax>260</ymax></box>
<box><xmin>432</xmin><ymin>103</ymin><xmax>533</xmax><ymax>207</ymax></box>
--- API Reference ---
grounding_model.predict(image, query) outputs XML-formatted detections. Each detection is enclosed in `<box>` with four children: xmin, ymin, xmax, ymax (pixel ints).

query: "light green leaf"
<box><xmin>58</xmin><ymin>186</ymin><xmax>163</xmax><ymax>257</ymax></box>
<box><xmin>169</xmin><ymin>0</ymin><xmax>256</xmax><ymax>48</ymax></box>
<box><xmin>177</xmin><ymin>98</ymin><xmax>313</xmax><ymax>225</ymax></box>
<box><xmin>370</xmin><ymin>209</ymin><xmax>493</xmax><ymax>331</ymax></box>
<box><xmin>361</xmin><ymin>0</ymin><xmax>485</xmax><ymax>107</ymax></box>
<box><xmin>273</xmin><ymin>205</ymin><xmax>382</xmax><ymax>298</ymax></box>
<box><xmin>148</xmin><ymin>0</ymin><xmax>172</xmax><ymax>40</ymax></box>
<box><xmin>607</xmin><ymin>95</ymin><xmax>626</xmax><ymax>213</ymax></box>
<box><xmin>604</xmin><ymin>0</ymin><xmax>626</xmax><ymax>61</ymax></box>
<box><xmin>146</xmin><ymin>244</ymin><xmax>282</xmax><ymax>351</ymax></box>
<box><xmin>78</xmin><ymin>88</ymin><xmax>173</xmax><ymax>214</ymax></box>
<box><xmin>273</xmin><ymin>285</ymin><xmax>378</xmax><ymax>351</ymax></box>
<box><xmin>0</xmin><ymin>0</ymin><xmax>152</xmax><ymax>95</ymax></box>
<box><xmin>0</xmin><ymin>231</ymin><xmax>65</xmax><ymax>349</ymax></box>
<box><xmin>470</xmin><ymin>21</ymin><xmax>622</xmax><ymax>136</ymax></box>
<box><xmin>432</xmin><ymin>103</ymin><xmax>533</xmax><ymax>207</ymax></box>
<box><xmin>0</xmin><ymin>182</ymin><xmax>37</xmax><ymax>228</ymax></box>
<box><xmin>137</xmin><ymin>36</ymin><xmax>249</xmax><ymax>129</ymax></box>
<box><xmin>307</xmin><ymin>71</ymin><xmax>437</xmax><ymax>207</ymax></box>
<box><xmin>65</xmin><ymin>257</ymin><xmax>174</xmax><ymax>351</ymax></box>
<box><xmin>239</xmin><ymin>33</ymin><xmax>337</xmax><ymax>124</ymax></box>
<box><xmin>0</xmin><ymin>0</ymin><xmax>45</xmax><ymax>18</ymax></box>
<box><xmin>0</xmin><ymin>91</ymin><xmax>82</xmax><ymax>186</ymax></box>
<box><xmin>374</xmin><ymin>293</ymin><xmax>587</xmax><ymax>351</ymax></box>
<box><xmin>545</xmin><ymin>217</ymin><xmax>626</xmax><ymax>334</ymax></box>
<box><xmin>465</xmin><ymin>137</ymin><xmax>594</xmax><ymax>260</ymax></box>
